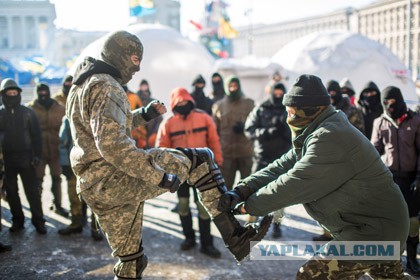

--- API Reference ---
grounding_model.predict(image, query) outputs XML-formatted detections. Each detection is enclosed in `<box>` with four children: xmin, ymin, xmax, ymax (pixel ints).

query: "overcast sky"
<box><xmin>51</xmin><ymin>0</ymin><xmax>376</xmax><ymax>35</ymax></box>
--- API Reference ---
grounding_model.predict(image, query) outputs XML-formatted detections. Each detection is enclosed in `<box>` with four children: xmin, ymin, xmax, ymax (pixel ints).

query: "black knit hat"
<box><xmin>62</xmin><ymin>74</ymin><xmax>73</xmax><ymax>84</ymax></box>
<box><xmin>192</xmin><ymin>74</ymin><xmax>206</xmax><ymax>86</ymax></box>
<box><xmin>273</xmin><ymin>82</ymin><xmax>286</xmax><ymax>93</ymax></box>
<box><xmin>326</xmin><ymin>80</ymin><xmax>341</xmax><ymax>92</ymax></box>
<box><xmin>140</xmin><ymin>79</ymin><xmax>148</xmax><ymax>86</ymax></box>
<box><xmin>36</xmin><ymin>83</ymin><xmax>50</xmax><ymax>94</ymax></box>
<box><xmin>283</xmin><ymin>74</ymin><xmax>330</xmax><ymax>107</ymax></box>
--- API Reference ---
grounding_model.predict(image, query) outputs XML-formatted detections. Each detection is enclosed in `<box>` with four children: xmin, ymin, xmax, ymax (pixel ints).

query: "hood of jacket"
<box><xmin>72</xmin><ymin>57</ymin><xmax>122</xmax><ymax>86</ymax></box>
<box><xmin>170</xmin><ymin>87</ymin><xmax>196</xmax><ymax>111</ymax></box>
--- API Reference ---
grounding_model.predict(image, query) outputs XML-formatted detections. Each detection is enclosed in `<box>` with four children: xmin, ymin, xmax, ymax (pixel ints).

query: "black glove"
<box><xmin>218</xmin><ymin>183</ymin><xmax>255</xmax><ymax>212</ymax></box>
<box><xmin>218</xmin><ymin>189</ymin><xmax>243</xmax><ymax>212</ymax></box>
<box><xmin>141</xmin><ymin>100</ymin><xmax>161</xmax><ymax>121</ymax></box>
<box><xmin>159</xmin><ymin>173</ymin><xmax>181</xmax><ymax>193</ymax></box>
<box><xmin>232</xmin><ymin>122</ymin><xmax>245</xmax><ymax>134</ymax></box>
<box><xmin>31</xmin><ymin>157</ymin><xmax>42</xmax><ymax>167</ymax></box>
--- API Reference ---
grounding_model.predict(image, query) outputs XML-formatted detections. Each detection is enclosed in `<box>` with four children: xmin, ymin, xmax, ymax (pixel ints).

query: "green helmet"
<box><xmin>0</xmin><ymin>78</ymin><xmax>22</xmax><ymax>95</ymax></box>
<box><xmin>101</xmin><ymin>30</ymin><xmax>143</xmax><ymax>84</ymax></box>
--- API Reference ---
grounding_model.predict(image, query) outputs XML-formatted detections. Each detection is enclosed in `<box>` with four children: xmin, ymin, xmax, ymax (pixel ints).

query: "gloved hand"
<box><xmin>31</xmin><ymin>157</ymin><xmax>42</xmax><ymax>167</ymax></box>
<box><xmin>141</xmin><ymin>100</ymin><xmax>166</xmax><ymax>121</ymax></box>
<box><xmin>158</xmin><ymin>173</ymin><xmax>181</xmax><ymax>193</ymax></box>
<box><xmin>218</xmin><ymin>189</ymin><xmax>243</xmax><ymax>212</ymax></box>
<box><xmin>232</xmin><ymin>122</ymin><xmax>245</xmax><ymax>134</ymax></box>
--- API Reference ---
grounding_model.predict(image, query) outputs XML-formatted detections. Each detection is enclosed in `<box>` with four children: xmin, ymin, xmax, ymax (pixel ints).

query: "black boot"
<box><xmin>179</xmin><ymin>212</ymin><xmax>196</xmax><ymax>250</ymax></box>
<box><xmin>213</xmin><ymin>212</ymin><xmax>272</xmax><ymax>262</ymax></box>
<box><xmin>272</xmin><ymin>222</ymin><xmax>282</xmax><ymax>238</ymax></box>
<box><xmin>0</xmin><ymin>242</ymin><xmax>12</xmax><ymax>253</ymax></box>
<box><xmin>178</xmin><ymin>148</ymin><xmax>273</xmax><ymax>262</ymax></box>
<box><xmin>199</xmin><ymin>217</ymin><xmax>221</xmax><ymax>258</ymax></box>
<box><xmin>406</xmin><ymin>236</ymin><xmax>420</xmax><ymax>276</ymax></box>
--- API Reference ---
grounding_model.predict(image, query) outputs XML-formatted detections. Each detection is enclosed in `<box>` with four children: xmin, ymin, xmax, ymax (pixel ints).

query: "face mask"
<box><xmin>363</xmin><ymin>94</ymin><xmax>380</xmax><ymax>109</ymax></box>
<box><xmin>270</xmin><ymin>95</ymin><xmax>283</xmax><ymax>106</ymax></box>
<box><xmin>384</xmin><ymin>100</ymin><xmax>407</xmax><ymax>119</ymax></box>
<box><xmin>62</xmin><ymin>85</ymin><xmax>71</xmax><ymax>96</ymax></box>
<box><xmin>2</xmin><ymin>94</ymin><xmax>21</xmax><ymax>109</ymax></box>
<box><xmin>173</xmin><ymin>102</ymin><xmax>193</xmax><ymax>116</ymax></box>
<box><xmin>331</xmin><ymin>92</ymin><xmax>343</xmax><ymax>106</ymax></box>
<box><xmin>287</xmin><ymin>106</ymin><xmax>326</xmax><ymax>138</ymax></box>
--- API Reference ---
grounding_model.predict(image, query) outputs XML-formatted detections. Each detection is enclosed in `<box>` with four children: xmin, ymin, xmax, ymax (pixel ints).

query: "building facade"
<box><xmin>133</xmin><ymin>0</ymin><xmax>181</xmax><ymax>31</ymax></box>
<box><xmin>232</xmin><ymin>0</ymin><xmax>420</xmax><ymax>79</ymax></box>
<box><xmin>0</xmin><ymin>0</ymin><xmax>56</xmax><ymax>59</ymax></box>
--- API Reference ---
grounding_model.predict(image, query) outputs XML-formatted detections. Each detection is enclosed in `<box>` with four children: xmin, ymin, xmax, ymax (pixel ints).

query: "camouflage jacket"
<box><xmin>66</xmin><ymin>73</ymin><xmax>165</xmax><ymax>193</ymax></box>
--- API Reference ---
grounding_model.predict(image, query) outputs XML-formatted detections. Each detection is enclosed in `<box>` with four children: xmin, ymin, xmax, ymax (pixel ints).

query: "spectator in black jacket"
<box><xmin>0</xmin><ymin>78</ymin><xmax>46</xmax><ymax>234</ymax></box>
<box><xmin>190</xmin><ymin>74</ymin><xmax>213</xmax><ymax>115</ymax></box>
<box><xmin>244</xmin><ymin>82</ymin><xmax>291</xmax><ymax>237</ymax></box>
<box><xmin>358</xmin><ymin>81</ymin><xmax>383</xmax><ymax>139</ymax></box>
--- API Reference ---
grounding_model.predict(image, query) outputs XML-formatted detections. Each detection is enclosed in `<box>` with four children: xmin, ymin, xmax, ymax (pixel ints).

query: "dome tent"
<box><xmin>70</xmin><ymin>24</ymin><xmax>215</xmax><ymax>105</ymax></box>
<box><xmin>272</xmin><ymin>31</ymin><xmax>418</xmax><ymax>106</ymax></box>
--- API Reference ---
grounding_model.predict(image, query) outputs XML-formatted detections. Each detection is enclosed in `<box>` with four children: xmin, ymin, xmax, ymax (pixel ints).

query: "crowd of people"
<box><xmin>0</xmin><ymin>29</ymin><xmax>420</xmax><ymax>279</ymax></box>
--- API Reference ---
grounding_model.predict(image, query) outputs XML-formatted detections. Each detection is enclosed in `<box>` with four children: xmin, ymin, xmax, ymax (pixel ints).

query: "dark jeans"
<box><xmin>4</xmin><ymin>165</ymin><xmax>45</xmax><ymax>226</ymax></box>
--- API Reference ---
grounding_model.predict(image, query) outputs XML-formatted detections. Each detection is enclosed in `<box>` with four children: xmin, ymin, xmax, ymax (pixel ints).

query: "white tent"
<box><xmin>70</xmin><ymin>24</ymin><xmax>215</xmax><ymax>106</ymax></box>
<box><xmin>214</xmin><ymin>56</ymin><xmax>297</xmax><ymax>104</ymax></box>
<box><xmin>272</xmin><ymin>31</ymin><xmax>418</xmax><ymax>105</ymax></box>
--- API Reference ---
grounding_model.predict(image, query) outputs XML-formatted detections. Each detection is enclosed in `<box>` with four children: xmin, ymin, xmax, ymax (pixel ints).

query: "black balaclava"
<box><xmin>36</xmin><ymin>83</ymin><xmax>54</xmax><ymax>109</ymax></box>
<box><xmin>270</xmin><ymin>82</ymin><xmax>286</xmax><ymax>106</ymax></box>
<box><xmin>381</xmin><ymin>86</ymin><xmax>407</xmax><ymax>120</ymax></box>
<box><xmin>225</xmin><ymin>75</ymin><xmax>243</xmax><ymax>101</ymax></box>
<box><xmin>327</xmin><ymin>80</ymin><xmax>342</xmax><ymax>106</ymax></box>
<box><xmin>359</xmin><ymin>81</ymin><xmax>381</xmax><ymax>111</ymax></box>
<box><xmin>192</xmin><ymin>75</ymin><xmax>206</xmax><ymax>97</ymax></box>
<box><xmin>211</xmin><ymin>72</ymin><xmax>225</xmax><ymax>100</ymax></box>
<box><xmin>173</xmin><ymin>101</ymin><xmax>194</xmax><ymax>117</ymax></box>
<box><xmin>101</xmin><ymin>30</ymin><xmax>143</xmax><ymax>85</ymax></box>
<box><xmin>0</xmin><ymin>78</ymin><xmax>22</xmax><ymax>109</ymax></box>
<box><xmin>62</xmin><ymin>75</ymin><xmax>73</xmax><ymax>96</ymax></box>
<box><xmin>2</xmin><ymin>93</ymin><xmax>21</xmax><ymax>109</ymax></box>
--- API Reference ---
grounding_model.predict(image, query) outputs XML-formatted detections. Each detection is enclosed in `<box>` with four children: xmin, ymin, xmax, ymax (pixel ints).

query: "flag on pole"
<box><xmin>130</xmin><ymin>0</ymin><xmax>156</xmax><ymax>17</ymax></box>
<box><xmin>218</xmin><ymin>17</ymin><xmax>238</xmax><ymax>39</ymax></box>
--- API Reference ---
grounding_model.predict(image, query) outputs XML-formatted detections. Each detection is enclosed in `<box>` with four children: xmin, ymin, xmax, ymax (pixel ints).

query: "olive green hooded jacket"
<box><xmin>243</xmin><ymin>105</ymin><xmax>408</xmax><ymax>248</ymax></box>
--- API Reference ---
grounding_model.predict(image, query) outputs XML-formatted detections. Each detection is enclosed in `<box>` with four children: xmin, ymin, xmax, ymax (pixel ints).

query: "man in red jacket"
<box><xmin>157</xmin><ymin>87</ymin><xmax>222</xmax><ymax>258</ymax></box>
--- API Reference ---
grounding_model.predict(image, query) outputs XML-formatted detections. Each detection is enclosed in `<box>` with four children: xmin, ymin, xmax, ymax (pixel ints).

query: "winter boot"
<box><xmin>406</xmin><ymin>236</ymin><xmax>420</xmax><ymax>276</ymax></box>
<box><xmin>179</xmin><ymin>212</ymin><xmax>196</xmax><ymax>250</ymax></box>
<box><xmin>199</xmin><ymin>217</ymin><xmax>221</xmax><ymax>258</ymax></box>
<box><xmin>58</xmin><ymin>215</ymin><xmax>83</xmax><ymax>235</ymax></box>
<box><xmin>51</xmin><ymin>176</ymin><xmax>69</xmax><ymax>218</ymax></box>
<box><xmin>177</xmin><ymin>147</ymin><xmax>273</xmax><ymax>262</ymax></box>
<box><xmin>0</xmin><ymin>242</ymin><xmax>12</xmax><ymax>253</ymax></box>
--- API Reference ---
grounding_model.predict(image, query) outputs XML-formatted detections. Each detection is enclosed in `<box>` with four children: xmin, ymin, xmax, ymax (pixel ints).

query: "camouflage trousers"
<box><xmin>80</xmin><ymin>148</ymin><xmax>223</xmax><ymax>279</ymax></box>
<box><xmin>296</xmin><ymin>258</ymin><xmax>414</xmax><ymax>280</ymax></box>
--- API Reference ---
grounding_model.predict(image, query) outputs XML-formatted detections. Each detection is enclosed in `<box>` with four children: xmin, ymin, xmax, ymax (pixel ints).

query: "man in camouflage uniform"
<box><xmin>219</xmin><ymin>74</ymin><xmax>413</xmax><ymax>279</ymax></box>
<box><xmin>67</xmin><ymin>30</ymin><xmax>272</xmax><ymax>280</ymax></box>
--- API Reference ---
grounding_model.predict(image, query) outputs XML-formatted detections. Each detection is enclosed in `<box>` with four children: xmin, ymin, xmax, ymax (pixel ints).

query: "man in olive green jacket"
<box><xmin>219</xmin><ymin>74</ymin><xmax>410</xmax><ymax>279</ymax></box>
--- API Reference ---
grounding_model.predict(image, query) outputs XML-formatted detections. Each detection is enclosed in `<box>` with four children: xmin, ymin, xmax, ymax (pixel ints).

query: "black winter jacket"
<box><xmin>0</xmin><ymin>105</ymin><xmax>42</xmax><ymax>167</ymax></box>
<box><xmin>245</xmin><ymin>99</ymin><xmax>291</xmax><ymax>163</ymax></box>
